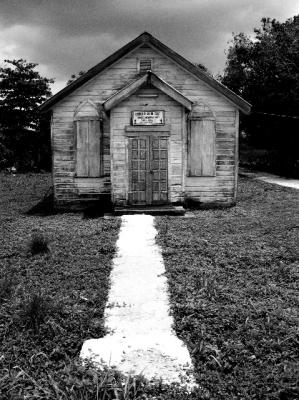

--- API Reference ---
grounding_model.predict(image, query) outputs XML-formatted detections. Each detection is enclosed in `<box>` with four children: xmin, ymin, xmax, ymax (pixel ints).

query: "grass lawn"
<box><xmin>0</xmin><ymin>173</ymin><xmax>298</xmax><ymax>399</ymax></box>
<box><xmin>0</xmin><ymin>173</ymin><xmax>123</xmax><ymax>399</ymax></box>
<box><xmin>156</xmin><ymin>178</ymin><xmax>298</xmax><ymax>399</ymax></box>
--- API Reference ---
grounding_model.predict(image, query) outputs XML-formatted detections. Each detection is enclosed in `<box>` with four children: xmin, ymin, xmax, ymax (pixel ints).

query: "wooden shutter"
<box><xmin>189</xmin><ymin>118</ymin><xmax>216</xmax><ymax>176</ymax></box>
<box><xmin>76</xmin><ymin>119</ymin><xmax>101</xmax><ymax>177</ymax></box>
<box><xmin>76</xmin><ymin>121</ymin><xmax>89</xmax><ymax>176</ymax></box>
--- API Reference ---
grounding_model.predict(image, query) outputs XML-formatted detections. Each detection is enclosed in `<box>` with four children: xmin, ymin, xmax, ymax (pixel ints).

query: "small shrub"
<box><xmin>20</xmin><ymin>292</ymin><xmax>60</xmax><ymax>332</ymax></box>
<box><xmin>29</xmin><ymin>231</ymin><xmax>49</xmax><ymax>255</ymax></box>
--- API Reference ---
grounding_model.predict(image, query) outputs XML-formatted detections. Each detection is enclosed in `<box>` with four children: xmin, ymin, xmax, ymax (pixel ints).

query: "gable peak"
<box><xmin>138</xmin><ymin>31</ymin><xmax>153</xmax><ymax>42</ymax></box>
<box><xmin>39</xmin><ymin>31</ymin><xmax>251</xmax><ymax>114</ymax></box>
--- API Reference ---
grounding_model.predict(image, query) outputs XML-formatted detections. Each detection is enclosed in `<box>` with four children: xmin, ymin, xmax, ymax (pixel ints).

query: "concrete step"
<box><xmin>114</xmin><ymin>205</ymin><xmax>185</xmax><ymax>216</ymax></box>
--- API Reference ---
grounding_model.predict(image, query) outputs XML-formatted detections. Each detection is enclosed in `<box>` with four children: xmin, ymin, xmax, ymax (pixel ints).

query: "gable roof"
<box><xmin>39</xmin><ymin>32</ymin><xmax>251</xmax><ymax>114</ymax></box>
<box><xmin>103</xmin><ymin>71</ymin><xmax>193</xmax><ymax>111</ymax></box>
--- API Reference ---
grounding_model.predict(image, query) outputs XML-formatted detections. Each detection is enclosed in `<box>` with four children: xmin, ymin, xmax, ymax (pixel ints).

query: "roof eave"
<box><xmin>146</xmin><ymin>35</ymin><xmax>251</xmax><ymax>114</ymax></box>
<box><xmin>39</xmin><ymin>31</ymin><xmax>251</xmax><ymax>114</ymax></box>
<box><xmin>103</xmin><ymin>71</ymin><xmax>193</xmax><ymax>111</ymax></box>
<box><xmin>39</xmin><ymin>32</ymin><xmax>151</xmax><ymax>112</ymax></box>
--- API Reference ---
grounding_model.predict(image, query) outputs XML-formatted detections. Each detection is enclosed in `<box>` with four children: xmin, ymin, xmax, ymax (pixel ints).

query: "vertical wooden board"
<box><xmin>128</xmin><ymin>136</ymin><xmax>149</xmax><ymax>205</ymax></box>
<box><xmin>190</xmin><ymin>119</ymin><xmax>216</xmax><ymax>176</ymax></box>
<box><xmin>128</xmin><ymin>135</ymin><xmax>168</xmax><ymax>205</ymax></box>
<box><xmin>103</xmin><ymin>117</ymin><xmax>110</xmax><ymax>176</ymax></box>
<box><xmin>234</xmin><ymin>110</ymin><xmax>239</xmax><ymax>199</ymax></box>
<box><xmin>52</xmin><ymin>44</ymin><xmax>237</xmax><ymax>118</ymax></box>
<box><xmin>88</xmin><ymin>120</ymin><xmax>101</xmax><ymax>177</ymax></box>
<box><xmin>190</xmin><ymin>120</ymin><xmax>203</xmax><ymax>176</ymax></box>
<box><xmin>202</xmin><ymin>120</ymin><xmax>216</xmax><ymax>176</ymax></box>
<box><xmin>76</xmin><ymin>121</ymin><xmax>89</xmax><ymax>176</ymax></box>
<box><xmin>51</xmin><ymin>42</ymin><xmax>239</xmax><ymax>205</ymax></box>
<box><xmin>150</xmin><ymin>137</ymin><xmax>168</xmax><ymax>204</ymax></box>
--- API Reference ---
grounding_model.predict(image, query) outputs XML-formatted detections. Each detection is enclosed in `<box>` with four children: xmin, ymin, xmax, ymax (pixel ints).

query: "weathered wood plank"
<box><xmin>76</xmin><ymin>121</ymin><xmax>89</xmax><ymax>176</ymax></box>
<box><xmin>189</xmin><ymin>119</ymin><xmax>216</xmax><ymax>177</ymax></box>
<box><xmin>51</xmin><ymin>44</ymin><xmax>238</xmax><ymax>204</ymax></box>
<box><xmin>88</xmin><ymin>120</ymin><xmax>101</xmax><ymax>177</ymax></box>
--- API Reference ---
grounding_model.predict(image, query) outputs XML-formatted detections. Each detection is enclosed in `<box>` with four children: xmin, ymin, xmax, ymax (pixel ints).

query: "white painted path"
<box><xmin>240</xmin><ymin>169</ymin><xmax>299</xmax><ymax>189</ymax></box>
<box><xmin>256</xmin><ymin>174</ymin><xmax>299</xmax><ymax>189</ymax></box>
<box><xmin>80</xmin><ymin>214</ymin><xmax>194</xmax><ymax>384</ymax></box>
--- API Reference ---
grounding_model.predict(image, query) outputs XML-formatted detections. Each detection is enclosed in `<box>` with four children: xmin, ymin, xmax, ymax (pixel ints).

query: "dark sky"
<box><xmin>0</xmin><ymin>0</ymin><xmax>298</xmax><ymax>94</ymax></box>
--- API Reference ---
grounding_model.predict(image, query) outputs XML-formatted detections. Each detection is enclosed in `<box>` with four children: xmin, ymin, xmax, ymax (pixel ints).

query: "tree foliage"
<box><xmin>222</xmin><ymin>16</ymin><xmax>299</xmax><ymax>115</ymax></box>
<box><xmin>0</xmin><ymin>59</ymin><xmax>54</xmax><ymax>170</ymax></box>
<box><xmin>221</xmin><ymin>15</ymin><xmax>299</xmax><ymax>177</ymax></box>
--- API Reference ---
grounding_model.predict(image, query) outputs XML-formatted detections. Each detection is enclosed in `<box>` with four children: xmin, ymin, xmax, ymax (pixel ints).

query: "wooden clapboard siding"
<box><xmin>234</xmin><ymin>110</ymin><xmax>240</xmax><ymax>199</ymax></box>
<box><xmin>51</xmin><ymin>43</ymin><xmax>238</xmax><ymax>205</ymax></box>
<box><xmin>41</xmin><ymin>33</ymin><xmax>250</xmax><ymax>114</ymax></box>
<box><xmin>75</xmin><ymin>178</ymin><xmax>111</xmax><ymax>194</ymax></box>
<box><xmin>53</xmin><ymin>46</ymin><xmax>237</xmax><ymax>112</ymax></box>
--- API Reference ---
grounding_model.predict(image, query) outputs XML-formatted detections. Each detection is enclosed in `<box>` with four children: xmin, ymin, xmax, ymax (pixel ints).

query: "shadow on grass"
<box><xmin>26</xmin><ymin>190</ymin><xmax>115</xmax><ymax>218</ymax></box>
<box><xmin>82</xmin><ymin>198</ymin><xmax>114</xmax><ymax>219</ymax></box>
<box><xmin>184</xmin><ymin>198</ymin><xmax>236</xmax><ymax>210</ymax></box>
<box><xmin>26</xmin><ymin>188</ymin><xmax>57</xmax><ymax>216</ymax></box>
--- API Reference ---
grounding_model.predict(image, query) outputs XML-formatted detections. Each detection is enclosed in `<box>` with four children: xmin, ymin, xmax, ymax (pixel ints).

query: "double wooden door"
<box><xmin>128</xmin><ymin>136</ymin><xmax>168</xmax><ymax>205</ymax></box>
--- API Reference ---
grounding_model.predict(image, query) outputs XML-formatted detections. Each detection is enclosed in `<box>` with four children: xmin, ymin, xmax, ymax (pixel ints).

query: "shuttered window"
<box><xmin>138</xmin><ymin>59</ymin><xmax>152</xmax><ymax>74</ymax></box>
<box><xmin>75</xmin><ymin>119</ymin><xmax>101</xmax><ymax>177</ymax></box>
<box><xmin>189</xmin><ymin>118</ymin><xmax>216</xmax><ymax>176</ymax></box>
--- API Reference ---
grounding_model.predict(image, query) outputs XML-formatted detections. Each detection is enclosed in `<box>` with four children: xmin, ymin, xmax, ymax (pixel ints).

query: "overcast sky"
<box><xmin>0</xmin><ymin>0</ymin><xmax>298</xmax><ymax>94</ymax></box>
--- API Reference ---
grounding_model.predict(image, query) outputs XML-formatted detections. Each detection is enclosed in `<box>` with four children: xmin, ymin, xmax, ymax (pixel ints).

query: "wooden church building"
<box><xmin>40</xmin><ymin>32</ymin><xmax>251</xmax><ymax>210</ymax></box>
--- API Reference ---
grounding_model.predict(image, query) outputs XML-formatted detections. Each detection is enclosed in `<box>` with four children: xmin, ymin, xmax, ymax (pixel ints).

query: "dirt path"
<box><xmin>239</xmin><ymin>169</ymin><xmax>299</xmax><ymax>189</ymax></box>
<box><xmin>80</xmin><ymin>214</ymin><xmax>194</xmax><ymax>384</ymax></box>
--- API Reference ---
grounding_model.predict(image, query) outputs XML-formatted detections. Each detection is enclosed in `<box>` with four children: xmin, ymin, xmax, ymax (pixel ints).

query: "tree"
<box><xmin>0</xmin><ymin>59</ymin><xmax>54</xmax><ymax>170</ymax></box>
<box><xmin>221</xmin><ymin>15</ymin><xmax>299</xmax><ymax>176</ymax></box>
<box><xmin>222</xmin><ymin>16</ymin><xmax>299</xmax><ymax>114</ymax></box>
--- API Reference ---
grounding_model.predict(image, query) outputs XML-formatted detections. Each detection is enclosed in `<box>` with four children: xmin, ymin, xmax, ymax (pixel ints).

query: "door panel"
<box><xmin>128</xmin><ymin>137</ymin><xmax>149</xmax><ymax>205</ymax></box>
<box><xmin>128</xmin><ymin>136</ymin><xmax>168</xmax><ymax>205</ymax></box>
<box><xmin>150</xmin><ymin>137</ymin><xmax>168</xmax><ymax>204</ymax></box>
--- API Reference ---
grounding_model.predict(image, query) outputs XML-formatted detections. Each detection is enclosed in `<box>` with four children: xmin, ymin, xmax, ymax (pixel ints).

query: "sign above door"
<box><xmin>132</xmin><ymin>111</ymin><xmax>164</xmax><ymax>126</ymax></box>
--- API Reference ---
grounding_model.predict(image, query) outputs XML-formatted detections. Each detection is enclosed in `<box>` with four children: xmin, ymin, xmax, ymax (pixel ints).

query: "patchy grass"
<box><xmin>156</xmin><ymin>178</ymin><xmax>299</xmax><ymax>399</ymax></box>
<box><xmin>0</xmin><ymin>275</ymin><xmax>14</xmax><ymax>304</ymax></box>
<box><xmin>1</xmin><ymin>173</ymin><xmax>298</xmax><ymax>399</ymax></box>
<box><xmin>0</xmin><ymin>173</ymin><xmax>198</xmax><ymax>399</ymax></box>
<box><xmin>0</xmin><ymin>172</ymin><xmax>128</xmax><ymax>399</ymax></box>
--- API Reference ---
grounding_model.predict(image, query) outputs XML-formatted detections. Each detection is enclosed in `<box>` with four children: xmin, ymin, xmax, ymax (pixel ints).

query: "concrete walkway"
<box><xmin>80</xmin><ymin>214</ymin><xmax>194</xmax><ymax>384</ymax></box>
<box><xmin>239</xmin><ymin>169</ymin><xmax>299</xmax><ymax>189</ymax></box>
